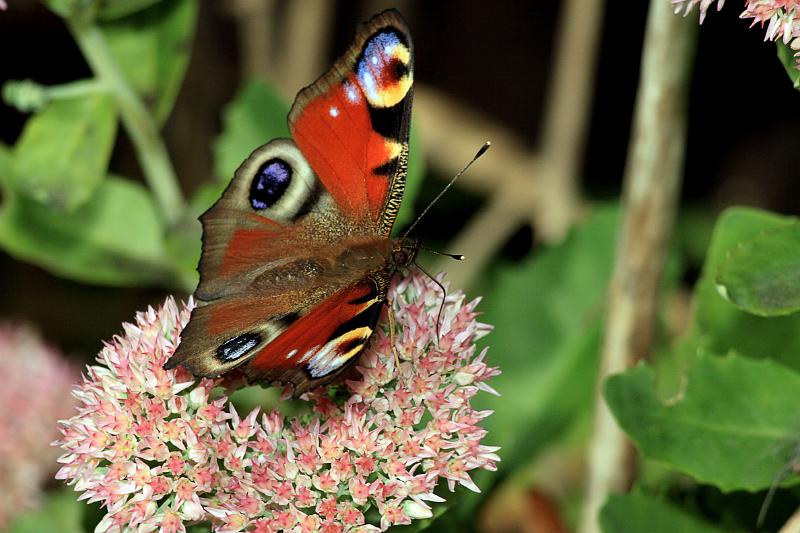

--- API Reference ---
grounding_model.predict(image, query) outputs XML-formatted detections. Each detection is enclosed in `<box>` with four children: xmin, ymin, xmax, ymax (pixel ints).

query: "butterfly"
<box><xmin>165</xmin><ymin>9</ymin><xmax>419</xmax><ymax>395</ymax></box>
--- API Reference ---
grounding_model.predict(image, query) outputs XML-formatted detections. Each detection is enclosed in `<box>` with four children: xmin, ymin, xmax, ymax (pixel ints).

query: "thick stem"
<box><xmin>578</xmin><ymin>2</ymin><xmax>696</xmax><ymax>532</ymax></box>
<box><xmin>67</xmin><ymin>18</ymin><xmax>185</xmax><ymax>226</ymax></box>
<box><xmin>227</xmin><ymin>0</ymin><xmax>276</xmax><ymax>81</ymax></box>
<box><xmin>536</xmin><ymin>0</ymin><xmax>604</xmax><ymax>241</ymax></box>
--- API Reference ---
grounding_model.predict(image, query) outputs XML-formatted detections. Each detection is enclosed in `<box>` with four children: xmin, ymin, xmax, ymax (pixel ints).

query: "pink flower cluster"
<box><xmin>0</xmin><ymin>325</ymin><xmax>76</xmax><ymax>528</ymax></box>
<box><xmin>673</xmin><ymin>0</ymin><xmax>800</xmax><ymax>65</ymax></box>
<box><xmin>55</xmin><ymin>273</ymin><xmax>500</xmax><ymax>532</ymax></box>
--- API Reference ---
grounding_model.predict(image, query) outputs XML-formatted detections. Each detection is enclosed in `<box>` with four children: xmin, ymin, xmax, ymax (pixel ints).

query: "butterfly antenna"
<box><xmin>412</xmin><ymin>261</ymin><xmax>448</xmax><ymax>343</ymax></box>
<box><xmin>402</xmin><ymin>141</ymin><xmax>491</xmax><ymax>238</ymax></box>
<box><xmin>420</xmin><ymin>246</ymin><xmax>465</xmax><ymax>262</ymax></box>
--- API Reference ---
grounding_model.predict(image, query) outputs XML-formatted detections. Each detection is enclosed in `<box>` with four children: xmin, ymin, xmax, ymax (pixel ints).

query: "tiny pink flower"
<box><xmin>55</xmin><ymin>273</ymin><xmax>500</xmax><ymax>531</ymax></box>
<box><xmin>379</xmin><ymin>502</ymin><xmax>410</xmax><ymax>529</ymax></box>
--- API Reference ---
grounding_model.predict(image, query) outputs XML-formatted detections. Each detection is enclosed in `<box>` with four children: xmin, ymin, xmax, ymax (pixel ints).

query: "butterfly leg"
<box><xmin>385</xmin><ymin>299</ymin><xmax>401</xmax><ymax>374</ymax></box>
<box><xmin>411</xmin><ymin>262</ymin><xmax>446</xmax><ymax>350</ymax></box>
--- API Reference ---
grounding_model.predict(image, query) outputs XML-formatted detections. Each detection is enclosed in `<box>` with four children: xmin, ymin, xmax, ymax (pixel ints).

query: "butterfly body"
<box><xmin>166</xmin><ymin>10</ymin><xmax>418</xmax><ymax>395</ymax></box>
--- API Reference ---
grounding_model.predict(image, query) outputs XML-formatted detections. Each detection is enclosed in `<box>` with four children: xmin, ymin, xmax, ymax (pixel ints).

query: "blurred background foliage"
<box><xmin>3</xmin><ymin>0</ymin><xmax>800</xmax><ymax>532</ymax></box>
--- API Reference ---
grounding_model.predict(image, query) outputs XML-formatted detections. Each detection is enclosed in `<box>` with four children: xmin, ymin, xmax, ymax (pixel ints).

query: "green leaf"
<box><xmin>0</xmin><ymin>141</ymin><xmax>10</xmax><ymax>184</ymax></box>
<box><xmin>8</xmin><ymin>489</ymin><xmax>84</xmax><ymax>533</ymax></box>
<box><xmin>676</xmin><ymin>206</ymin><xmax>716</xmax><ymax>267</ymax></box>
<box><xmin>11</xmin><ymin>93</ymin><xmax>117</xmax><ymax>211</ymax></box>
<box><xmin>102</xmin><ymin>0</ymin><xmax>198</xmax><ymax>124</ymax></box>
<box><xmin>43</xmin><ymin>0</ymin><xmax>85</xmax><ymax>17</ymax></box>
<box><xmin>0</xmin><ymin>175</ymin><xmax>173</xmax><ymax>286</ymax></box>
<box><xmin>715</xmin><ymin>222</ymin><xmax>800</xmax><ymax>317</ymax></box>
<box><xmin>98</xmin><ymin>0</ymin><xmax>164</xmax><ymax>20</ymax></box>
<box><xmin>694</xmin><ymin>207</ymin><xmax>800</xmax><ymax>369</ymax></box>
<box><xmin>605</xmin><ymin>351</ymin><xmax>800</xmax><ymax>492</ymax></box>
<box><xmin>777</xmin><ymin>42</ymin><xmax>800</xmax><ymax>90</ymax></box>
<box><xmin>477</xmin><ymin>206</ymin><xmax>619</xmax><ymax>470</ymax></box>
<box><xmin>164</xmin><ymin>215</ymin><xmax>201</xmax><ymax>291</ymax></box>
<box><xmin>163</xmin><ymin>180</ymin><xmax>228</xmax><ymax>291</ymax></box>
<box><xmin>213</xmin><ymin>79</ymin><xmax>290</xmax><ymax>182</ymax></box>
<box><xmin>600</xmin><ymin>492</ymin><xmax>730</xmax><ymax>533</ymax></box>
<box><xmin>188</xmin><ymin>180</ymin><xmax>225</xmax><ymax>218</ymax></box>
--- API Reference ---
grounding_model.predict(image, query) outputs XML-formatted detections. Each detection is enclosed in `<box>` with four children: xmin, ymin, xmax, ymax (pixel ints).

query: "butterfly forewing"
<box><xmin>289</xmin><ymin>9</ymin><xmax>413</xmax><ymax>235</ymax></box>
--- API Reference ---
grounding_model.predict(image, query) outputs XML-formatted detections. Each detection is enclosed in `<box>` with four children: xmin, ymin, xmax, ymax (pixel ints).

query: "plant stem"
<box><xmin>536</xmin><ymin>0</ymin><xmax>603</xmax><ymax>241</ymax></box>
<box><xmin>66</xmin><ymin>17</ymin><xmax>186</xmax><ymax>226</ymax></box>
<box><xmin>578</xmin><ymin>2</ymin><xmax>697</xmax><ymax>532</ymax></box>
<box><xmin>2</xmin><ymin>78</ymin><xmax>107</xmax><ymax>112</ymax></box>
<box><xmin>46</xmin><ymin>78</ymin><xmax>107</xmax><ymax>100</ymax></box>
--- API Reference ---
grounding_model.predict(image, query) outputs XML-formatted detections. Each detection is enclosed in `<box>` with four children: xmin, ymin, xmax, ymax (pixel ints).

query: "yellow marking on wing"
<box><xmin>334</xmin><ymin>326</ymin><xmax>374</xmax><ymax>361</ymax></box>
<box><xmin>384</xmin><ymin>140</ymin><xmax>402</xmax><ymax>160</ymax></box>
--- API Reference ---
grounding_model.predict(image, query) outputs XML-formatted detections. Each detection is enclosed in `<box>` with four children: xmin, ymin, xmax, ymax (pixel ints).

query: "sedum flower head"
<box><xmin>55</xmin><ymin>273</ymin><xmax>500</xmax><ymax>532</ymax></box>
<box><xmin>740</xmin><ymin>0</ymin><xmax>800</xmax><ymax>46</ymax></box>
<box><xmin>673</xmin><ymin>0</ymin><xmax>800</xmax><ymax>61</ymax></box>
<box><xmin>0</xmin><ymin>324</ymin><xmax>76</xmax><ymax>528</ymax></box>
<box><xmin>672</xmin><ymin>0</ymin><xmax>726</xmax><ymax>23</ymax></box>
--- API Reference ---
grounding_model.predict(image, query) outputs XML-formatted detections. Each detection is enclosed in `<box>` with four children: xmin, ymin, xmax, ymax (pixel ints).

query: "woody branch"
<box><xmin>578</xmin><ymin>1</ymin><xmax>696</xmax><ymax>532</ymax></box>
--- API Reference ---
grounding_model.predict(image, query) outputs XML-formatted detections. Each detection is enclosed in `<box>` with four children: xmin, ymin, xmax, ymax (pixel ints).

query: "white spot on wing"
<box><xmin>329</xmin><ymin>106</ymin><xmax>339</xmax><ymax>117</ymax></box>
<box><xmin>343</xmin><ymin>82</ymin><xmax>359</xmax><ymax>103</ymax></box>
<box><xmin>285</xmin><ymin>348</ymin><xmax>298</xmax><ymax>360</ymax></box>
<box><xmin>358</xmin><ymin>70</ymin><xmax>378</xmax><ymax>102</ymax></box>
<box><xmin>301</xmin><ymin>346</ymin><xmax>319</xmax><ymax>363</ymax></box>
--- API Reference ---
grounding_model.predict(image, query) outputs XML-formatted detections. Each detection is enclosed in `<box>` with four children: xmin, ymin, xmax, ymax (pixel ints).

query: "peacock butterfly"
<box><xmin>165</xmin><ymin>9</ymin><xmax>420</xmax><ymax>395</ymax></box>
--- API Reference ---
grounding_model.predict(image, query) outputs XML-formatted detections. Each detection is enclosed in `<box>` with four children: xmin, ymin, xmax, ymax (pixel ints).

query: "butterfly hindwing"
<box><xmin>244</xmin><ymin>277</ymin><xmax>388</xmax><ymax>394</ymax></box>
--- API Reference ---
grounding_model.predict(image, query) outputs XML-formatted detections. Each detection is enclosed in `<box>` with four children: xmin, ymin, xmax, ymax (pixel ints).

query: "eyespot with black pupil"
<box><xmin>233</xmin><ymin>138</ymin><xmax>321</xmax><ymax>224</ymax></box>
<box><xmin>250</xmin><ymin>159</ymin><xmax>292</xmax><ymax>210</ymax></box>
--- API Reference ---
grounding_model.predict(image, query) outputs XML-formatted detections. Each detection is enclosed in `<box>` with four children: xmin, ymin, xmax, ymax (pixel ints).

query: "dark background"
<box><xmin>1</xmin><ymin>0</ymin><xmax>798</xmax><ymax>356</ymax></box>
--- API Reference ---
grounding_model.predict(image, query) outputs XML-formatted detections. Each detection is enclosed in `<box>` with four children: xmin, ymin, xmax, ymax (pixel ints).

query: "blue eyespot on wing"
<box><xmin>250</xmin><ymin>159</ymin><xmax>292</xmax><ymax>210</ymax></box>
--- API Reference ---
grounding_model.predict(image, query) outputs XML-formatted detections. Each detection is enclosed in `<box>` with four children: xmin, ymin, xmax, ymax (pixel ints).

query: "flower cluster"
<box><xmin>0</xmin><ymin>325</ymin><xmax>76</xmax><ymax>528</ymax></box>
<box><xmin>673</xmin><ymin>0</ymin><xmax>800</xmax><ymax>66</ymax></box>
<box><xmin>55</xmin><ymin>273</ymin><xmax>500</xmax><ymax>532</ymax></box>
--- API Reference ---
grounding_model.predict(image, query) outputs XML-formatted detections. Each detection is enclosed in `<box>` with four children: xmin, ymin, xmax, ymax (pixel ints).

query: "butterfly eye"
<box><xmin>250</xmin><ymin>159</ymin><xmax>292</xmax><ymax>210</ymax></box>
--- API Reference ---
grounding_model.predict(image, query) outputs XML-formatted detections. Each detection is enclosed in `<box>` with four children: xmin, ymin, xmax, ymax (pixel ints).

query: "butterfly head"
<box><xmin>391</xmin><ymin>237</ymin><xmax>420</xmax><ymax>270</ymax></box>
